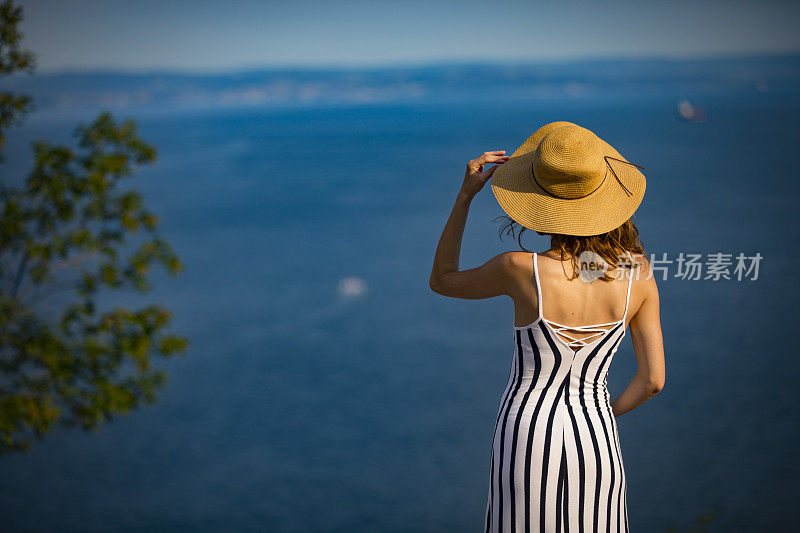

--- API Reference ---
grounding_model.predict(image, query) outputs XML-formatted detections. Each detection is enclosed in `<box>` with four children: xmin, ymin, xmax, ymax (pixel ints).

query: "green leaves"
<box><xmin>0</xmin><ymin>0</ymin><xmax>34</xmax><ymax>75</ymax></box>
<box><xmin>0</xmin><ymin>0</ymin><xmax>34</xmax><ymax>161</ymax></box>
<box><xmin>0</xmin><ymin>1</ymin><xmax>186</xmax><ymax>454</ymax></box>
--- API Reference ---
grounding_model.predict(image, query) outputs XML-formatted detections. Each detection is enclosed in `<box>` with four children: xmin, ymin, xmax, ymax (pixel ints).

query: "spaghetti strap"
<box><xmin>622</xmin><ymin>251</ymin><xmax>635</xmax><ymax>323</ymax></box>
<box><xmin>532</xmin><ymin>252</ymin><xmax>543</xmax><ymax>321</ymax></box>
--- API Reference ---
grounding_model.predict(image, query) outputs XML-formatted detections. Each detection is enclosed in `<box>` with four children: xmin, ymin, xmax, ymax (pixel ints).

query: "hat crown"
<box><xmin>533</xmin><ymin>125</ymin><xmax>606</xmax><ymax>199</ymax></box>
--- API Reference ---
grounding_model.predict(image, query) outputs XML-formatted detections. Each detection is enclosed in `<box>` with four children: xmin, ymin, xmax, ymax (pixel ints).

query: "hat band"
<box><xmin>530</xmin><ymin>155</ymin><xmax>644</xmax><ymax>200</ymax></box>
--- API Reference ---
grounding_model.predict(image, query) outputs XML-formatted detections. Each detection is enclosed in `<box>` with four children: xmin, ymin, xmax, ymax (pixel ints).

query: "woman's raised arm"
<box><xmin>428</xmin><ymin>151</ymin><xmax>516</xmax><ymax>300</ymax></box>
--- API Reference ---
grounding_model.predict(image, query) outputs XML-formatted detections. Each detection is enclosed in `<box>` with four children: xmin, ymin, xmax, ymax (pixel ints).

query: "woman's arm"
<box><xmin>428</xmin><ymin>151</ymin><xmax>515</xmax><ymax>300</ymax></box>
<box><xmin>611</xmin><ymin>259</ymin><xmax>666</xmax><ymax>416</ymax></box>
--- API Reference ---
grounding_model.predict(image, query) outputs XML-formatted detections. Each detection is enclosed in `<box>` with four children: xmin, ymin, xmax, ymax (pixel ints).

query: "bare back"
<box><xmin>513</xmin><ymin>252</ymin><xmax>638</xmax><ymax>350</ymax></box>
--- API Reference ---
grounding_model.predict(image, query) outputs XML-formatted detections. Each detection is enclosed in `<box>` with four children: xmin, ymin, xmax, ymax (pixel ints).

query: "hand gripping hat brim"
<box><xmin>490</xmin><ymin>121</ymin><xmax>646</xmax><ymax>237</ymax></box>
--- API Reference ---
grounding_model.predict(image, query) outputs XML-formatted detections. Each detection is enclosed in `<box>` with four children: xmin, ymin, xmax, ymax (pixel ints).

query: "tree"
<box><xmin>0</xmin><ymin>0</ymin><xmax>187</xmax><ymax>454</ymax></box>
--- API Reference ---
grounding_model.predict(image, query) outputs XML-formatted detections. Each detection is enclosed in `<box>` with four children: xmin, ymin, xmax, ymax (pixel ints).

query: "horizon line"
<box><xmin>27</xmin><ymin>51</ymin><xmax>800</xmax><ymax>78</ymax></box>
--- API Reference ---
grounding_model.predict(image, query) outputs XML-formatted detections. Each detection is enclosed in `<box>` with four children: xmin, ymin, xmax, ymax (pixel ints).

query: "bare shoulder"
<box><xmin>629</xmin><ymin>253</ymin><xmax>658</xmax><ymax>288</ymax></box>
<box><xmin>627</xmin><ymin>253</ymin><xmax>660</xmax><ymax>315</ymax></box>
<box><xmin>479</xmin><ymin>251</ymin><xmax>535</xmax><ymax>298</ymax></box>
<box><xmin>492</xmin><ymin>251</ymin><xmax>533</xmax><ymax>279</ymax></box>
<box><xmin>497</xmin><ymin>250</ymin><xmax>533</xmax><ymax>266</ymax></box>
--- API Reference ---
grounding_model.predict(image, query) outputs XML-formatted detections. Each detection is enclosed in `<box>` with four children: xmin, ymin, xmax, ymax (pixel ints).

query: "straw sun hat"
<box><xmin>490</xmin><ymin>121</ymin><xmax>646</xmax><ymax>236</ymax></box>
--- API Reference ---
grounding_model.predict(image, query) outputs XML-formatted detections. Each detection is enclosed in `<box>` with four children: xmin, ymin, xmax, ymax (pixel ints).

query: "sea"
<box><xmin>1</xmin><ymin>74</ymin><xmax>799</xmax><ymax>532</ymax></box>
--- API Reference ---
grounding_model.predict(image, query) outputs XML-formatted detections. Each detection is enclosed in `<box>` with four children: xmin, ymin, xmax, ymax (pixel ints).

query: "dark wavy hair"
<box><xmin>495</xmin><ymin>215</ymin><xmax>646</xmax><ymax>282</ymax></box>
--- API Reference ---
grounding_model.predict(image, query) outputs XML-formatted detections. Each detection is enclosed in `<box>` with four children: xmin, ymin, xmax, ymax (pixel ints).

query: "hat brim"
<box><xmin>490</xmin><ymin>125</ymin><xmax>646</xmax><ymax>237</ymax></box>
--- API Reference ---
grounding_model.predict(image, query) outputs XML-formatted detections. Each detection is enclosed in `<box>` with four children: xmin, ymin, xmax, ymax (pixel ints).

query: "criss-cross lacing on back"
<box><xmin>541</xmin><ymin>319</ymin><xmax>624</xmax><ymax>349</ymax></box>
<box><xmin>533</xmin><ymin>251</ymin><xmax>635</xmax><ymax>351</ymax></box>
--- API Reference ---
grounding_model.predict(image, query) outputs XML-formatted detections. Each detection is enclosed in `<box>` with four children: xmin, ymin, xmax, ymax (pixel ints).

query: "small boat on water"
<box><xmin>677</xmin><ymin>99</ymin><xmax>707</xmax><ymax>122</ymax></box>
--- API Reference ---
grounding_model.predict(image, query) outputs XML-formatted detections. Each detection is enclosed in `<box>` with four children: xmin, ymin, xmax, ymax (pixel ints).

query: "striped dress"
<box><xmin>485</xmin><ymin>252</ymin><xmax>633</xmax><ymax>533</ymax></box>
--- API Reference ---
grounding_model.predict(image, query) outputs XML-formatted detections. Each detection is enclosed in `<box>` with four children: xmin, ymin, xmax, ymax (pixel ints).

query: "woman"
<box><xmin>429</xmin><ymin>122</ymin><xmax>665</xmax><ymax>532</ymax></box>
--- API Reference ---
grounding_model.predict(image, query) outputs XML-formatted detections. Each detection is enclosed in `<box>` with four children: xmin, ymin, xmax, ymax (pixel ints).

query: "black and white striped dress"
<box><xmin>485</xmin><ymin>252</ymin><xmax>632</xmax><ymax>533</ymax></box>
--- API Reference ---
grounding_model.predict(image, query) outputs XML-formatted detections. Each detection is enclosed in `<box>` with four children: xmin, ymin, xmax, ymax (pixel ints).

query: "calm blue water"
<box><xmin>1</xmin><ymin>90</ymin><xmax>799</xmax><ymax>532</ymax></box>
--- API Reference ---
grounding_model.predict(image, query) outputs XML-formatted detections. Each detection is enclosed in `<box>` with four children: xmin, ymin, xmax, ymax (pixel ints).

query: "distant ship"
<box><xmin>677</xmin><ymin>99</ymin><xmax>707</xmax><ymax>122</ymax></box>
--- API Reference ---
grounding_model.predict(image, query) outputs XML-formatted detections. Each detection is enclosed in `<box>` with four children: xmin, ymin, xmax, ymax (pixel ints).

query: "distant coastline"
<box><xmin>2</xmin><ymin>54</ymin><xmax>798</xmax><ymax>111</ymax></box>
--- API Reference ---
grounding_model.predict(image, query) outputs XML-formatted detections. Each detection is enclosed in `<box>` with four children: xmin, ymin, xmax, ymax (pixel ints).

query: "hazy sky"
<box><xmin>18</xmin><ymin>0</ymin><xmax>800</xmax><ymax>73</ymax></box>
